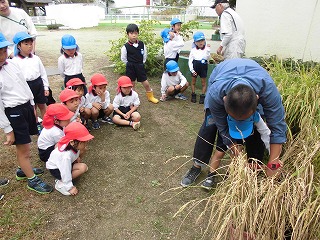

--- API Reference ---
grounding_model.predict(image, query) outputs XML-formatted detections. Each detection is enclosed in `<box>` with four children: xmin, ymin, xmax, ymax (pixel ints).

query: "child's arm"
<box><xmin>178</xmin><ymin>71</ymin><xmax>188</xmax><ymax>88</ymax></box>
<box><xmin>58</xmin><ymin>56</ymin><xmax>65</xmax><ymax>78</ymax></box>
<box><xmin>120</xmin><ymin>46</ymin><xmax>127</xmax><ymax>64</ymax></box>
<box><xmin>160</xmin><ymin>72</ymin><xmax>168</xmax><ymax>98</ymax></box>
<box><xmin>188</xmin><ymin>50</ymin><xmax>197</xmax><ymax>77</ymax></box>
<box><xmin>143</xmin><ymin>44</ymin><xmax>147</xmax><ymax>63</ymax></box>
<box><xmin>171</xmin><ymin>34</ymin><xmax>184</xmax><ymax>51</ymax></box>
<box><xmin>38</xmin><ymin>57</ymin><xmax>50</xmax><ymax>96</ymax></box>
<box><xmin>255</xmin><ymin>114</ymin><xmax>271</xmax><ymax>153</ymax></box>
<box><xmin>205</xmin><ymin>44</ymin><xmax>211</xmax><ymax>60</ymax></box>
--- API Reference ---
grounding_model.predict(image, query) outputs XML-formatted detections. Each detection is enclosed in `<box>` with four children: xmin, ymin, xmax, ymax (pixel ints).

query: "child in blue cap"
<box><xmin>58</xmin><ymin>34</ymin><xmax>87</xmax><ymax>94</ymax></box>
<box><xmin>160</xmin><ymin>60</ymin><xmax>189</xmax><ymax>101</ymax></box>
<box><xmin>12</xmin><ymin>31</ymin><xmax>50</xmax><ymax>133</ymax></box>
<box><xmin>188</xmin><ymin>31</ymin><xmax>211</xmax><ymax>104</ymax></box>
<box><xmin>161</xmin><ymin>27</ymin><xmax>184</xmax><ymax>68</ymax></box>
<box><xmin>0</xmin><ymin>33</ymin><xmax>53</xmax><ymax>194</ymax></box>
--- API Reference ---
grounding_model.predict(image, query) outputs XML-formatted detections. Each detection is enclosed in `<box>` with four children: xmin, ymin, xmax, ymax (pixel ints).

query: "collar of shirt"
<box><xmin>0</xmin><ymin>61</ymin><xmax>8</xmax><ymax>70</ymax></box>
<box><xmin>18</xmin><ymin>52</ymin><xmax>33</xmax><ymax>59</ymax></box>
<box><xmin>121</xmin><ymin>90</ymin><xmax>132</xmax><ymax>97</ymax></box>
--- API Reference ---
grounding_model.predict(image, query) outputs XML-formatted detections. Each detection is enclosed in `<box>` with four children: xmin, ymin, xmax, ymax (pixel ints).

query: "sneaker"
<box><xmin>175</xmin><ymin>93</ymin><xmax>188</xmax><ymax>101</ymax></box>
<box><xmin>27</xmin><ymin>176</ymin><xmax>53</xmax><ymax>194</ymax></box>
<box><xmin>199</xmin><ymin>94</ymin><xmax>205</xmax><ymax>104</ymax></box>
<box><xmin>132</xmin><ymin>121</ymin><xmax>141</xmax><ymax>130</ymax></box>
<box><xmin>180</xmin><ymin>166</ymin><xmax>201</xmax><ymax>187</ymax></box>
<box><xmin>92</xmin><ymin>120</ymin><xmax>100</xmax><ymax>130</ymax></box>
<box><xmin>201</xmin><ymin>172</ymin><xmax>216</xmax><ymax>190</ymax></box>
<box><xmin>37</xmin><ymin>122</ymin><xmax>43</xmax><ymax>135</ymax></box>
<box><xmin>55</xmin><ymin>180</ymin><xmax>71</xmax><ymax>196</ymax></box>
<box><xmin>0</xmin><ymin>178</ymin><xmax>9</xmax><ymax>186</ymax></box>
<box><xmin>191</xmin><ymin>93</ymin><xmax>197</xmax><ymax>103</ymax></box>
<box><xmin>0</xmin><ymin>193</ymin><xmax>4</xmax><ymax>200</ymax></box>
<box><xmin>101</xmin><ymin>116</ymin><xmax>114</xmax><ymax>124</ymax></box>
<box><xmin>16</xmin><ymin>167</ymin><xmax>44</xmax><ymax>181</ymax></box>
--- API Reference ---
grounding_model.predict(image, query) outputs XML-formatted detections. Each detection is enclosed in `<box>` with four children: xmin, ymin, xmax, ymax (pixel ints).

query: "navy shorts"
<box><xmin>192</xmin><ymin>60</ymin><xmax>208</xmax><ymax>78</ymax></box>
<box><xmin>113</xmin><ymin>106</ymin><xmax>136</xmax><ymax>120</ymax></box>
<box><xmin>5</xmin><ymin>101</ymin><xmax>38</xmax><ymax>145</ymax></box>
<box><xmin>38</xmin><ymin>145</ymin><xmax>55</xmax><ymax>162</ymax></box>
<box><xmin>27</xmin><ymin>76</ymin><xmax>47</xmax><ymax>104</ymax></box>
<box><xmin>126</xmin><ymin>62</ymin><xmax>147</xmax><ymax>82</ymax></box>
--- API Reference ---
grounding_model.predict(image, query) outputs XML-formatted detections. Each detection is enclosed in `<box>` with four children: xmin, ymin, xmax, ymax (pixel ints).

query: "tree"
<box><xmin>162</xmin><ymin>0</ymin><xmax>192</xmax><ymax>7</ymax></box>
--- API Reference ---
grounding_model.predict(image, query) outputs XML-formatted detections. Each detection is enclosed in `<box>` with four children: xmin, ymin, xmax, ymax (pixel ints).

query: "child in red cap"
<box><xmin>112</xmin><ymin>76</ymin><xmax>141</xmax><ymax>130</ymax></box>
<box><xmin>66</xmin><ymin>78</ymin><xmax>91</xmax><ymax>129</ymax></box>
<box><xmin>37</xmin><ymin>103</ymin><xmax>74</xmax><ymax>162</ymax></box>
<box><xmin>59</xmin><ymin>88</ymin><xmax>80</xmax><ymax>123</ymax></box>
<box><xmin>86</xmin><ymin>73</ymin><xmax>114</xmax><ymax>130</ymax></box>
<box><xmin>46</xmin><ymin>122</ymin><xmax>94</xmax><ymax>196</ymax></box>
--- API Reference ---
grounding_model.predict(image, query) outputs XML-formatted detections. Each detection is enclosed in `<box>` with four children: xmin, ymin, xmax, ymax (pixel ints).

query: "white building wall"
<box><xmin>237</xmin><ymin>0</ymin><xmax>320</xmax><ymax>62</ymax></box>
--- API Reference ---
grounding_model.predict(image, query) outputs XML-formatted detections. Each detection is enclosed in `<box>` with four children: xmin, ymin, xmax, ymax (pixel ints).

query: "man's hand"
<box><xmin>217</xmin><ymin>46</ymin><xmax>223</xmax><ymax>55</ymax></box>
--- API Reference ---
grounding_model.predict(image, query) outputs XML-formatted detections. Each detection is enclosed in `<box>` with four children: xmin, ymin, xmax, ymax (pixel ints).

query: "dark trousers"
<box><xmin>193</xmin><ymin>109</ymin><xmax>227</xmax><ymax>166</ymax></box>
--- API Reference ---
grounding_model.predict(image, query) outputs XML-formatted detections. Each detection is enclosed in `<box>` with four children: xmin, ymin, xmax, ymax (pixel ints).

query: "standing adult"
<box><xmin>0</xmin><ymin>0</ymin><xmax>37</xmax><ymax>57</ymax></box>
<box><xmin>211</xmin><ymin>0</ymin><xmax>245</xmax><ymax>59</ymax></box>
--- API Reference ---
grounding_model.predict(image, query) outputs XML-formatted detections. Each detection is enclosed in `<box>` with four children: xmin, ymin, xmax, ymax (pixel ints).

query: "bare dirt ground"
<box><xmin>0</xmin><ymin>27</ymin><xmax>216</xmax><ymax>240</ymax></box>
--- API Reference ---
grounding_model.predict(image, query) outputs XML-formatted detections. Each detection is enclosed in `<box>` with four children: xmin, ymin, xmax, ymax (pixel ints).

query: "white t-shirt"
<box><xmin>113</xmin><ymin>90</ymin><xmax>140</xmax><ymax>109</ymax></box>
<box><xmin>160</xmin><ymin>71</ymin><xmax>187</xmax><ymax>95</ymax></box>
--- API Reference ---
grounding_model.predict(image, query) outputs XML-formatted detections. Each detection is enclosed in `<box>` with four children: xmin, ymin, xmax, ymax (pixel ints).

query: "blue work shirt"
<box><xmin>205</xmin><ymin>58</ymin><xmax>287</xmax><ymax>147</ymax></box>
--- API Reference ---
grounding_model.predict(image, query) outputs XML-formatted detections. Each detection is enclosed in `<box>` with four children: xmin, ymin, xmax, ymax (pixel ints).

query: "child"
<box><xmin>12</xmin><ymin>32</ymin><xmax>50</xmax><ymax>132</ymax></box>
<box><xmin>59</xmin><ymin>88</ymin><xmax>80</xmax><ymax>123</ymax></box>
<box><xmin>58</xmin><ymin>34</ymin><xmax>87</xmax><ymax>94</ymax></box>
<box><xmin>66</xmin><ymin>78</ymin><xmax>91</xmax><ymax>129</ymax></box>
<box><xmin>112</xmin><ymin>76</ymin><xmax>141</xmax><ymax>130</ymax></box>
<box><xmin>37</xmin><ymin>103</ymin><xmax>74</xmax><ymax>162</ymax></box>
<box><xmin>86</xmin><ymin>73</ymin><xmax>114</xmax><ymax>130</ymax></box>
<box><xmin>46</xmin><ymin>122</ymin><xmax>94</xmax><ymax>196</ymax></box>
<box><xmin>0</xmin><ymin>33</ymin><xmax>52</xmax><ymax>194</ymax></box>
<box><xmin>160</xmin><ymin>60</ymin><xmax>189</xmax><ymax>101</ymax></box>
<box><xmin>188</xmin><ymin>31</ymin><xmax>211</xmax><ymax>104</ymax></box>
<box><xmin>161</xmin><ymin>27</ymin><xmax>184</xmax><ymax>67</ymax></box>
<box><xmin>120</xmin><ymin>23</ymin><xmax>159</xmax><ymax>104</ymax></box>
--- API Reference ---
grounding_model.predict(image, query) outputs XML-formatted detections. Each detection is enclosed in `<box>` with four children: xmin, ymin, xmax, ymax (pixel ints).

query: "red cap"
<box><xmin>90</xmin><ymin>73</ymin><xmax>108</xmax><ymax>86</ymax></box>
<box><xmin>66</xmin><ymin>78</ymin><xmax>85</xmax><ymax>88</ymax></box>
<box><xmin>42</xmin><ymin>104</ymin><xmax>74</xmax><ymax>129</ymax></box>
<box><xmin>57</xmin><ymin>122</ymin><xmax>94</xmax><ymax>151</ymax></box>
<box><xmin>59</xmin><ymin>89</ymin><xmax>80</xmax><ymax>102</ymax></box>
<box><xmin>117</xmin><ymin>76</ymin><xmax>133</xmax><ymax>93</ymax></box>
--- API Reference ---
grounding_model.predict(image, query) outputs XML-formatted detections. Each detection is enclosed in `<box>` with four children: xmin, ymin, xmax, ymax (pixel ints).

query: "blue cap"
<box><xmin>13</xmin><ymin>32</ymin><xmax>34</xmax><ymax>44</ymax></box>
<box><xmin>170</xmin><ymin>18</ymin><xmax>182</xmax><ymax>26</ymax></box>
<box><xmin>0</xmin><ymin>33</ymin><xmax>13</xmax><ymax>49</ymax></box>
<box><xmin>227</xmin><ymin>111</ymin><xmax>260</xmax><ymax>139</ymax></box>
<box><xmin>166</xmin><ymin>60</ymin><xmax>179</xmax><ymax>72</ymax></box>
<box><xmin>61</xmin><ymin>34</ymin><xmax>77</xmax><ymax>49</ymax></box>
<box><xmin>193</xmin><ymin>31</ymin><xmax>205</xmax><ymax>42</ymax></box>
<box><xmin>160</xmin><ymin>28</ymin><xmax>171</xmax><ymax>43</ymax></box>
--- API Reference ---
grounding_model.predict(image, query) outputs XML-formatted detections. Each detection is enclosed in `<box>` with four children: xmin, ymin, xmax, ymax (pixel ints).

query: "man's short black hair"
<box><xmin>224</xmin><ymin>84</ymin><xmax>257</xmax><ymax>118</ymax></box>
<box><xmin>126</xmin><ymin>24</ymin><xmax>139</xmax><ymax>34</ymax></box>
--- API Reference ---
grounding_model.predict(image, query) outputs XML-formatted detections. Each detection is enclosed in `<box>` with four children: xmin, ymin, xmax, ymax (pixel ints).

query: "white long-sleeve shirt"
<box><xmin>12</xmin><ymin>54</ymin><xmax>49</xmax><ymax>90</ymax></box>
<box><xmin>163</xmin><ymin>34</ymin><xmax>184</xmax><ymax>59</ymax></box>
<box><xmin>188</xmin><ymin>45</ymin><xmax>211</xmax><ymax>73</ymax></box>
<box><xmin>58</xmin><ymin>52</ymin><xmax>83</xmax><ymax>77</ymax></box>
<box><xmin>255</xmin><ymin>113</ymin><xmax>271</xmax><ymax>153</ymax></box>
<box><xmin>46</xmin><ymin>148</ymin><xmax>80</xmax><ymax>191</ymax></box>
<box><xmin>113</xmin><ymin>90</ymin><xmax>140</xmax><ymax>109</ymax></box>
<box><xmin>120</xmin><ymin>44</ymin><xmax>147</xmax><ymax>64</ymax></box>
<box><xmin>160</xmin><ymin>71</ymin><xmax>187</xmax><ymax>95</ymax></box>
<box><xmin>0</xmin><ymin>60</ymin><xmax>34</xmax><ymax>134</ymax></box>
<box><xmin>37</xmin><ymin>125</ymin><xmax>64</xmax><ymax>150</ymax></box>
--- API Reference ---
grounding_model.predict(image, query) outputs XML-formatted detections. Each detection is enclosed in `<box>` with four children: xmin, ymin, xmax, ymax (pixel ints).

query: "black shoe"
<box><xmin>180</xmin><ymin>166</ymin><xmax>201</xmax><ymax>187</ymax></box>
<box><xmin>16</xmin><ymin>168</ymin><xmax>44</xmax><ymax>181</ymax></box>
<box><xmin>27</xmin><ymin>176</ymin><xmax>53</xmax><ymax>194</ymax></box>
<box><xmin>191</xmin><ymin>93</ymin><xmax>197</xmax><ymax>103</ymax></box>
<box><xmin>199</xmin><ymin>94</ymin><xmax>205</xmax><ymax>104</ymax></box>
<box><xmin>0</xmin><ymin>179</ymin><xmax>9</xmax><ymax>187</ymax></box>
<box><xmin>201</xmin><ymin>172</ymin><xmax>216</xmax><ymax>190</ymax></box>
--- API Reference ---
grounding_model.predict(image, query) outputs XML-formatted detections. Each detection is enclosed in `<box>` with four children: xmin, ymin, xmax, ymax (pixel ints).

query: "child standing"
<box><xmin>121</xmin><ymin>23</ymin><xmax>159</xmax><ymax>104</ymax></box>
<box><xmin>59</xmin><ymin>88</ymin><xmax>80</xmax><ymax>123</ymax></box>
<box><xmin>12</xmin><ymin>32</ymin><xmax>50</xmax><ymax>132</ymax></box>
<box><xmin>0</xmin><ymin>33</ymin><xmax>52</xmax><ymax>194</ymax></box>
<box><xmin>58</xmin><ymin>34</ymin><xmax>87</xmax><ymax>94</ymax></box>
<box><xmin>46</xmin><ymin>122</ymin><xmax>94</xmax><ymax>196</ymax></box>
<box><xmin>37</xmin><ymin>103</ymin><xmax>73</xmax><ymax>162</ymax></box>
<box><xmin>66</xmin><ymin>78</ymin><xmax>91</xmax><ymax>129</ymax></box>
<box><xmin>160</xmin><ymin>60</ymin><xmax>189</xmax><ymax>101</ymax></box>
<box><xmin>112</xmin><ymin>76</ymin><xmax>141</xmax><ymax>130</ymax></box>
<box><xmin>161</xmin><ymin>27</ymin><xmax>184</xmax><ymax>67</ymax></box>
<box><xmin>188</xmin><ymin>31</ymin><xmax>211</xmax><ymax>104</ymax></box>
<box><xmin>86</xmin><ymin>73</ymin><xmax>114</xmax><ymax>130</ymax></box>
